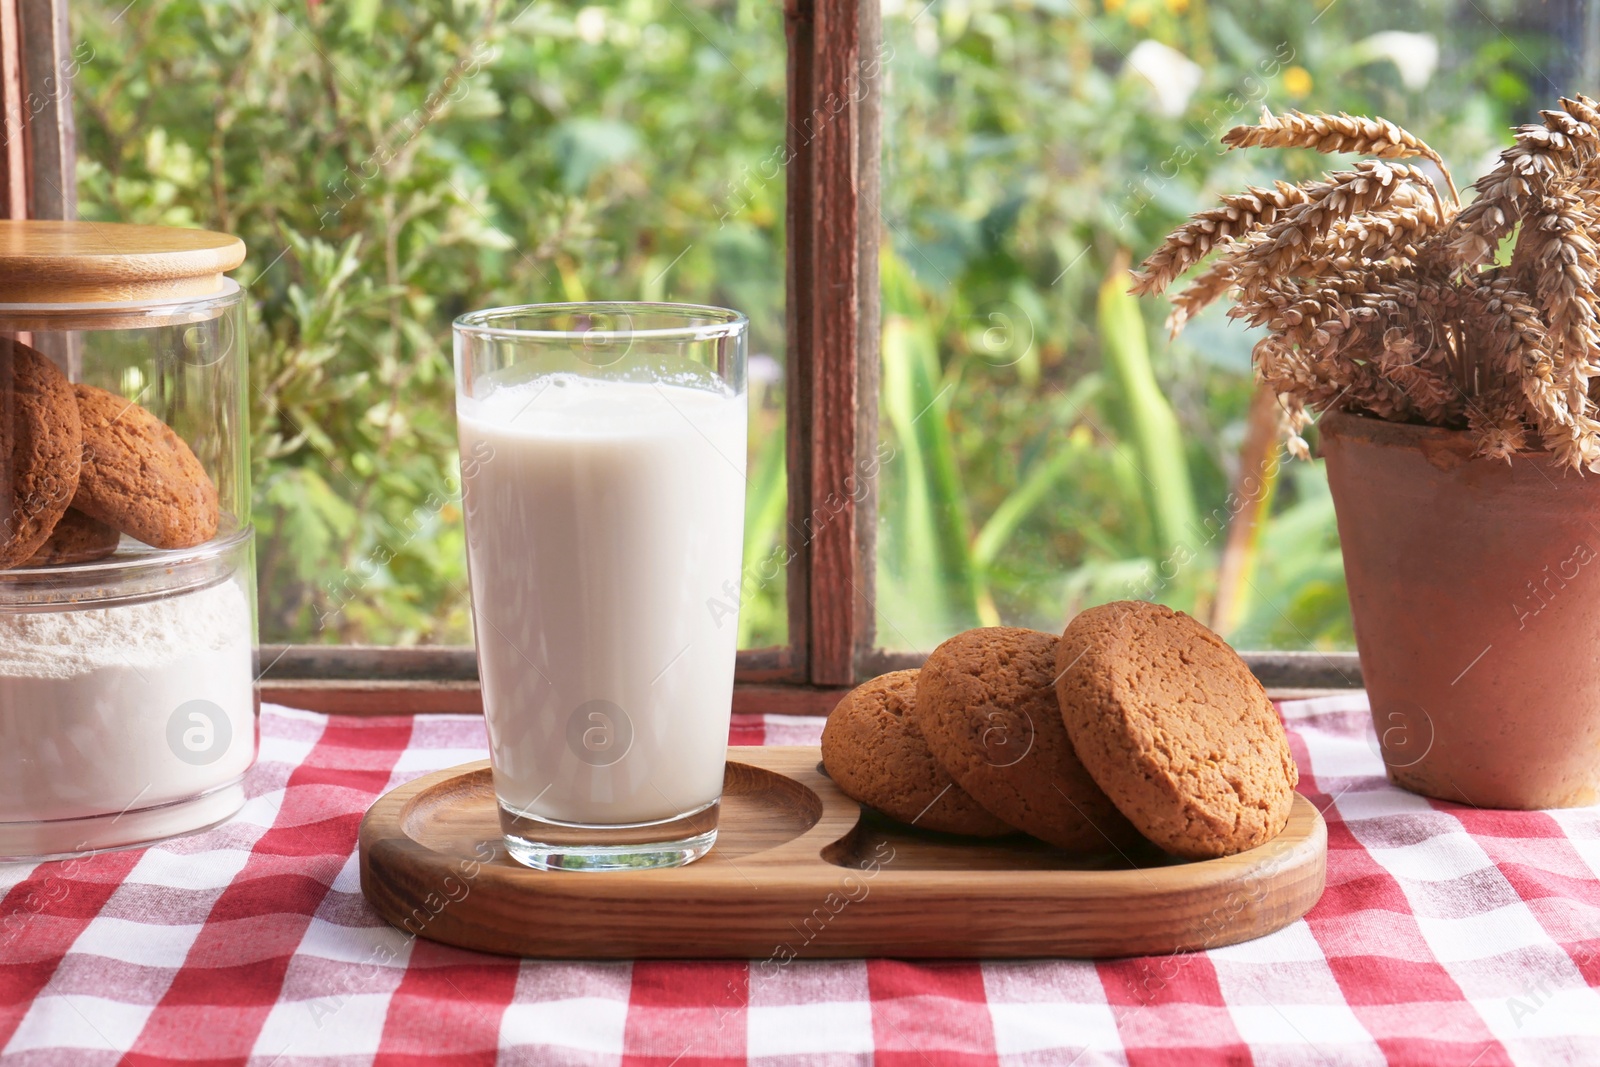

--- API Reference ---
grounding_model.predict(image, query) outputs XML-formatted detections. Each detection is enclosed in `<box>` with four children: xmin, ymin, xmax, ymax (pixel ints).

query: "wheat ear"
<box><xmin>1141</xmin><ymin>96</ymin><xmax>1600</xmax><ymax>470</ymax></box>
<box><xmin>1129</xmin><ymin>181</ymin><xmax>1306</xmax><ymax>296</ymax></box>
<box><xmin>1232</xmin><ymin>161</ymin><xmax>1441</xmax><ymax>283</ymax></box>
<box><xmin>1562</xmin><ymin>93</ymin><xmax>1600</xmax><ymax>130</ymax></box>
<box><xmin>1510</xmin><ymin>184</ymin><xmax>1600</xmax><ymax>456</ymax></box>
<box><xmin>1162</xmin><ymin>213</ymin><xmax>1436</xmax><ymax>333</ymax></box>
<box><xmin>1457</xmin><ymin>271</ymin><xmax>1600</xmax><ymax>469</ymax></box>
<box><xmin>1460</xmin><ymin>273</ymin><xmax>1557</xmax><ymax>427</ymax></box>
<box><xmin>1323</xmin><ymin>192</ymin><xmax>1451</xmax><ymax>265</ymax></box>
<box><xmin>1222</xmin><ymin>108</ymin><xmax>1458</xmax><ymax>203</ymax></box>
<box><xmin>1465</xmin><ymin>386</ymin><xmax>1532</xmax><ymax>461</ymax></box>
<box><xmin>1453</xmin><ymin>108</ymin><xmax>1600</xmax><ymax>264</ymax></box>
<box><xmin>1165</xmin><ymin>258</ymin><xmax>1237</xmax><ymax>337</ymax></box>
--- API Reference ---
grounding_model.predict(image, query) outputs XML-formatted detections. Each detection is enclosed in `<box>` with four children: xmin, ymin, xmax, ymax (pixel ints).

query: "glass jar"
<box><xmin>0</xmin><ymin>221</ymin><xmax>255</xmax><ymax>859</ymax></box>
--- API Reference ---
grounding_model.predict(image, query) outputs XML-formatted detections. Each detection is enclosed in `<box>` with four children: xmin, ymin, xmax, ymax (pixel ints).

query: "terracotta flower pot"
<box><xmin>1320</xmin><ymin>410</ymin><xmax>1600</xmax><ymax>809</ymax></box>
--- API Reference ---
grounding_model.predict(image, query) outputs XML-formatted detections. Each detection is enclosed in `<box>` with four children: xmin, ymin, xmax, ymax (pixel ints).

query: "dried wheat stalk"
<box><xmin>1129</xmin><ymin>182</ymin><xmax>1306</xmax><ymax>297</ymax></box>
<box><xmin>1322</xmin><ymin>191</ymin><xmax>1449</xmax><ymax>265</ymax></box>
<box><xmin>1165</xmin><ymin>258</ymin><xmax>1237</xmax><ymax>337</ymax></box>
<box><xmin>1162</xmin><ymin>185</ymin><xmax>1434</xmax><ymax>335</ymax></box>
<box><xmin>1466</xmin><ymin>387</ymin><xmax>1533</xmax><ymax>461</ymax></box>
<box><xmin>1237</xmin><ymin>161</ymin><xmax>1442</xmax><ymax>280</ymax></box>
<box><xmin>1133</xmin><ymin>94</ymin><xmax>1600</xmax><ymax>470</ymax></box>
<box><xmin>1452</xmin><ymin>106</ymin><xmax>1600</xmax><ymax>265</ymax></box>
<box><xmin>1562</xmin><ymin>93</ymin><xmax>1600</xmax><ymax>131</ymax></box>
<box><xmin>1222</xmin><ymin>108</ymin><xmax>1459</xmax><ymax>202</ymax></box>
<box><xmin>1514</xmin><ymin>186</ymin><xmax>1600</xmax><ymax>409</ymax></box>
<box><xmin>1172</xmin><ymin>166</ymin><xmax>1439</xmax><ymax>337</ymax></box>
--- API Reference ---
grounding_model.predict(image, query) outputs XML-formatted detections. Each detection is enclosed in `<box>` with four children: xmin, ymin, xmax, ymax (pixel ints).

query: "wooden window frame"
<box><xmin>1</xmin><ymin>0</ymin><xmax>74</xmax><ymax>220</ymax></box>
<box><xmin>4</xmin><ymin>0</ymin><xmax>1357</xmax><ymax>716</ymax></box>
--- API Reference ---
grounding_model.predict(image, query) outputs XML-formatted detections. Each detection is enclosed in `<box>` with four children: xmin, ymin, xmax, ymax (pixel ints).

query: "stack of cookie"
<box><xmin>821</xmin><ymin>600</ymin><xmax>1300</xmax><ymax>860</ymax></box>
<box><xmin>1</xmin><ymin>338</ymin><xmax>220</xmax><ymax>569</ymax></box>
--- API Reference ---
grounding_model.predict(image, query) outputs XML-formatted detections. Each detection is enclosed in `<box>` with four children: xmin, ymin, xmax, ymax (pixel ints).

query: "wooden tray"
<box><xmin>359</xmin><ymin>746</ymin><xmax>1326</xmax><ymax>959</ymax></box>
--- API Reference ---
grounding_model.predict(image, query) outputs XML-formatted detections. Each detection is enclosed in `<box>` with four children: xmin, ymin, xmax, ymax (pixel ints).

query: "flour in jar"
<box><xmin>0</xmin><ymin>577</ymin><xmax>256</xmax><ymax>827</ymax></box>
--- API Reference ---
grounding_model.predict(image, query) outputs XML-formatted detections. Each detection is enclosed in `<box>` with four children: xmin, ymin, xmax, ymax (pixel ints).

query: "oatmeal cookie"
<box><xmin>821</xmin><ymin>669</ymin><xmax>1013</xmax><ymax>836</ymax></box>
<box><xmin>71</xmin><ymin>383</ymin><xmax>218</xmax><ymax>549</ymax></box>
<box><xmin>1054</xmin><ymin>600</ymin><xmax>1299</xmax><ymax>859</ymax></box>
<box><xmin>915</xmin><ymin>628</ymin><xmax>1138</xmax><ymax>853</ymax></box>
<box><xmin>0</xmin><ymin>339</ymin><xmax>81</xmax><ymax>568</ymax></box>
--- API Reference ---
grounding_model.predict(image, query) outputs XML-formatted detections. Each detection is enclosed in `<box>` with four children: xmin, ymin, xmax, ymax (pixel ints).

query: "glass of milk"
<box><xmin>453</xmin><ymin>303</ymin><xmax>748</xmax><ymax>871</ymax></box>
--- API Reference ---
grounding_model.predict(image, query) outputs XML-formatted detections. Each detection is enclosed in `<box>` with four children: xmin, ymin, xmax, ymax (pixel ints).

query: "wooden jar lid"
<box><xmin>0</xmin><ymin>220</ymin><xmax>246</xmax><ymax>304</ymax></box>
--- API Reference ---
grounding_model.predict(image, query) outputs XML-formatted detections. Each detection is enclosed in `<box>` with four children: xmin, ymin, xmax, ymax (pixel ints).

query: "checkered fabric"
<box><xmin>2</xmin><ymin>695</ymin><xmax>1598</xmax><ymax>1065</ymax></box>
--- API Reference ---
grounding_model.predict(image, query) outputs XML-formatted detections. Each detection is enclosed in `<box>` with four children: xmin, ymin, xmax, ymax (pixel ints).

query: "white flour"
<box><xmin>0</xmin><ymin>578</ymin><xmax>256</xmax><ymax>845</ymax></box>
<box><xmin>0</xmin><ymin>579</ymin><xmax>251</xmax><ymax>677</ymax></box>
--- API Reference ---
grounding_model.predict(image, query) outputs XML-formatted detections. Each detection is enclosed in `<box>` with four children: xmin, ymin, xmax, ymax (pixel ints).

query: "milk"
<box><xmin>458</xmin><ymin>373</ymin><xmax>747</xmax><ymax>826</ymax></box>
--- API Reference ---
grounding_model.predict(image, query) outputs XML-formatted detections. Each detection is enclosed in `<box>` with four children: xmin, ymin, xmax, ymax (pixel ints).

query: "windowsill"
<box><xmin>257</xmin><ymin>645</ymin><xmax>1361</xmax><ymax>715</ymax></box>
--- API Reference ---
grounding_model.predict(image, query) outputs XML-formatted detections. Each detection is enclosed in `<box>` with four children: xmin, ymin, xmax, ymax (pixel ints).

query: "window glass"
<box><xmin>876</xmin><ymin>0</ymin><xmax>1567</xmax><ymax>651</ymax></box>
<box><xmin>73</xmin><ymin>0</ymin><xmax>789</xmax><ymax>647</ymax></box>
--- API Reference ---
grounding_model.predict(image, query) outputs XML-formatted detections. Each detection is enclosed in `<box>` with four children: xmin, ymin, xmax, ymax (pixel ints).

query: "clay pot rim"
<box><xmin>1317</xmin><ymin>409</ymin><xmax>1550</xmax><ymax>465</ymax></box>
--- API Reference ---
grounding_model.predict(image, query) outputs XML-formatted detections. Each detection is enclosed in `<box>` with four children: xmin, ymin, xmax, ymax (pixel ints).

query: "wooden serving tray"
<box><xmin>359</xmin><ymin>746</ymin><xmax>1326</xmax><ymax>959</ymax></box>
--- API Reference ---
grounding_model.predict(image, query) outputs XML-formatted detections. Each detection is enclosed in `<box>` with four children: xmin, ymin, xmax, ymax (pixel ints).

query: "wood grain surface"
<box><xmin>17</xmin><ymin>0</ymin><xmax>75</xmax><ymax>221</ymax></box>
<box><xmin>0</xmin><ymin>0</ymin><xmax>24</xmax><ymax>222</ymax></box>
<box><xmin>0</xmin><ymin>219</ymin><xmax>245</xmax><ymax>302</ymax></box>
<box><xmin>786</xmin><ymin>0</ymin><xmax>875</xmax><ymax>687</ymax></box>
<box><xmin>359</xmin><ymin>746</ymin><xmax>1327</xmax><ymax>959</ymax></box>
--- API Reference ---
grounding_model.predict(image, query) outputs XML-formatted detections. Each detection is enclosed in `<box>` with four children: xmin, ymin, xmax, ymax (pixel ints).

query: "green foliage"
<box><xmin>73</xmin><ymin>0</ymin><xmax>789</xmax><ymax>645</ymax></box>
<box><xmin>1096</xmin><ymin>269</ymin><xmax>1196</xmax><ymax>557</ymax></box>
<box><xmin>879</xmin><ymin>253</ymin><xmax>985</xmax><ymax>638</ymax></box>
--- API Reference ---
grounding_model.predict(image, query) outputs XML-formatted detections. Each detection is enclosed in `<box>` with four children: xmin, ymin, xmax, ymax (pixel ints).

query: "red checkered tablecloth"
<box><xmin>2</xmin><ymin>695</ymin><xmax>1599</xmax><ymax>1065</ymax></box>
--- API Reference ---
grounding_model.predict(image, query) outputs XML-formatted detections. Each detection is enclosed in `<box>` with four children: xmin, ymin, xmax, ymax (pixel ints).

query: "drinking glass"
<box><xmin>453</xmin><ymin>303</ymin><xmax>748</xmax><ymax>871</ymax></box>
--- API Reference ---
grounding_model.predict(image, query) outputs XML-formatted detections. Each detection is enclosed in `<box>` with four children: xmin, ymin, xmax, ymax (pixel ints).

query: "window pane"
<box><xmin>72</xmin><ymin>0</ymin><xmax>789</xmax><ymax>648</ymax></box>
<box><xmin>877</xmin><ymin>0</ymin><xmax>1572</xmax><ymax>652</ymax></box>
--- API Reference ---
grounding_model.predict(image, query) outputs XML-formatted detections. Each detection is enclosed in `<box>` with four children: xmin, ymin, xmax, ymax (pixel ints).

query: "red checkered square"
<box><xmin>623</xmin><ymin>962</ymin><xmax>750</xmax><ymax>1065</ymax></box>
<box><xmin>866</xmin><ymin>961</ymin><xmax>998</xmax><ymax>1065</ymax></box>
<box><xmin>371</xmin><ymin>941</ymin><xmax>519</xmax><ymax>1065</ymax></box>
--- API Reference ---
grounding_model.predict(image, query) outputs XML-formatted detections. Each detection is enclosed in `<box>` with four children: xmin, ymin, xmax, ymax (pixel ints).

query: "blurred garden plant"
<box><xmin>72</xmin><ymin>0</ymin><xmax>789</xmax><ymax>645</ymax></box>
